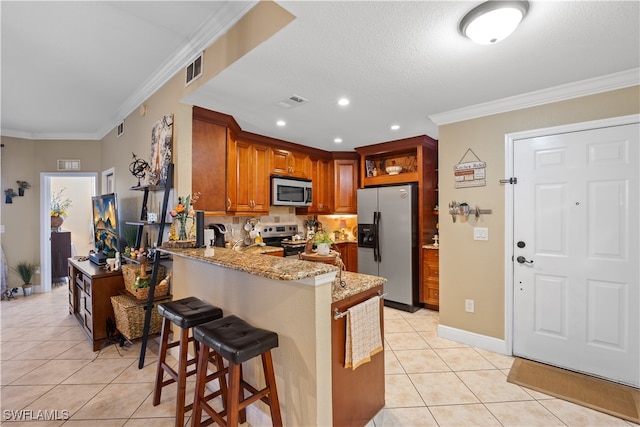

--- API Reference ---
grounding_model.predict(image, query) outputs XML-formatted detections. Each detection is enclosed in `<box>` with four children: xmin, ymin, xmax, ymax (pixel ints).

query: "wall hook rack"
<box><xmin>448</xmin><ymin>201</ymin><xmax>492</xmax><ymax>222</ymax></box>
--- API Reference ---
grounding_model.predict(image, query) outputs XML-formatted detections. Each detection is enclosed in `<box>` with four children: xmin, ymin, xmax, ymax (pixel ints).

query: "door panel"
<box><xmin>513</xmin><ymin>123</ymin><xmax>639</xmax><ymax>387</ymax></box>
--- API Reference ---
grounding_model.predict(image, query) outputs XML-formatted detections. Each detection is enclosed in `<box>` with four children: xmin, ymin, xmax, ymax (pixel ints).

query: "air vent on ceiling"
<box><xmin>276</xmin><ymin>94</ymin><xmax>310</xmax><ymax>108</ymax></box>
<box><xmin>57</xmin><ymin>160</ymin><xmax>81</xmax><ymax>171</ymax></box>
<box><xmin>116</xmin><ymin>121</ymin><xmax>124</xmax><ymax>137</ymax></box>
<box><xmin>185</xmin><ymin>54</ymin><xmax>203</xmax><ymax>86</ymax></box>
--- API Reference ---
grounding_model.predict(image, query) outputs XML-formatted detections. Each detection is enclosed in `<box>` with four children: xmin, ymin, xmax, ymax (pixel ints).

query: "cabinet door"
<box><xmin>250</xmin><ymin>144</ymin><xmax>270</xmax><ymax>213</ymax></box>
<box><xmin>334</xmin><ymin>159</ymin><xmax>358</xmax><ymax>213</ymax></box>
<box><xmin>51</xmin><ymin>232</ymin><xmax>71</xmax><ymax>279</ymax></box>
<box><xmin>346</xmin><ymin>243</ymin><xmax>358</xmax><ymax>272</ymax></box>
<box><xmin>270</xmin><ymin>148</ymin><xmax>310</xmax><ymax>178</ymax></box>
<box><xmin>290</xmin><ymin>151</ymin><xmax>310</xmax><ymax>178</ymax></box>
<box><xmin>270</xmin><ymin>148</ymin><xmax>290</xmax><ymax>176</ymax></box>
<box><xmin>227</xmin><ymin>140</ymin><xmax>269</xmax><ymax>214</ymax></box>
<box><xmin>192</xmin><ymin>119</ymin><xmax>227</xmax><ymax>213</ymax></box>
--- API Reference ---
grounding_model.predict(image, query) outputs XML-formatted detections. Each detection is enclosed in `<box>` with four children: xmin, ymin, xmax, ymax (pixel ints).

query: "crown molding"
<box><xmin>429</xmin><ymin>68</ymin><xmax>640</xmax><ymax>126</ymax></box>
<box><xmin>98</xmin><ymin>1</ymin><xmax>258</xmax><ymax>140</ymax></box>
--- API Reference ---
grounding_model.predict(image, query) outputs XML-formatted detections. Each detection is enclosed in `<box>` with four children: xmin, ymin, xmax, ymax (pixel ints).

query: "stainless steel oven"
<box><xmin>260</xmin><ymin>224</ymin><xmax>306</xmax><ymax>258</ymax></box>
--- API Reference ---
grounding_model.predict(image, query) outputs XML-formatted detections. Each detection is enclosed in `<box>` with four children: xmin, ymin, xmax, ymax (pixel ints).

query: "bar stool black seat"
<box><xmin>153</xmin><ymin>296</ymin><xmax>223</xmax><ymax>427</ymax></box>
<box><xmin>192</xmin><ymin>315</ymin><xmax>282</xmax><ymax>427</ymax></box>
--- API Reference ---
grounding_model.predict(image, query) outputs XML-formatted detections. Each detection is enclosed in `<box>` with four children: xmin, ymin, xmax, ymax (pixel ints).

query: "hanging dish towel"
<box><xmin>345</xmin><ymin>295</ymin><xmax>383</xmax><ymax>370</ymax></box>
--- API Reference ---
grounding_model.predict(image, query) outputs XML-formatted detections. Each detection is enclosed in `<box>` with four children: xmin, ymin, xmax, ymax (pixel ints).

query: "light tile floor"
<box><xmin>1</xmin><ymin>286</ymin><xmax>637</xmax><ymax>426</ymax></box>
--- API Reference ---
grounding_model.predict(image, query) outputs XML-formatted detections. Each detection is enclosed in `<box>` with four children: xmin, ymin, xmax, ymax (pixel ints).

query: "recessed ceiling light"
<box><xmin>334</xmin><ymin>138</ymin><xmax>343</xmax><ymax>144</ymax></box>
<box><xmin>390</xmin><ymin>124</ymin><xmax>400</xmax><ymax>130</ymax></box>
<box><xmin>276</xmin><ymin>120</ymin><xmax>286</xmax><ymax>126</ymax></box>
<box><xmin>338</xmin><ymin>98</ymin><xmax>350</xmax><ymax>106</ymax></box>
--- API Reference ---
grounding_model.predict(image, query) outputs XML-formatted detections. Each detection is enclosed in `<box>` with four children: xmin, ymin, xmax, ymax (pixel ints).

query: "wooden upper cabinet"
<box><xmin>227</xmin><ymin>139</ymin><xmax>269</xmax><ymax>214</ymax></box>
<box><xmin>298</xmin><ymin>158</ymin><xmax>333</xmax><ymax>215</ymax></box>
<box><xmin>270</xmin><ymin>148</ymin><xmax>310</xmax><ymax>179</ymax></box>
<box><xmin>191</xmin><ymin>111</ymin><xmax>228</xmax><ymax>214</ymax></box>
<box><xmin>333</xmin><ymin>158</ymin><xmax>358</xmax><ymax>214</ymax></box>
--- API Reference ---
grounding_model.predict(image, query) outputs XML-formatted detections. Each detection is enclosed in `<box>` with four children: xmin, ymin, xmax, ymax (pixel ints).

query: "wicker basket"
<box><xmin>121</xmin><ymin>263</ymin><xmax>168</xmax><ymax>300</ymax></box>
<box><xmin>111</xmin><ymin>294</ymin><xmax>172</xmax><ymax>341</ymax></box>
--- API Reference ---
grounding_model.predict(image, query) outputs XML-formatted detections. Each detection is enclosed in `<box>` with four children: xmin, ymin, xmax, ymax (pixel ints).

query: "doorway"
<box><xmin>40</xmin><ymin>173</ymin><xmax>97</xmax><ymax>292</ymax></box>
<box><xmin>505</xmin><ymin>114</ymin><xmax>640</xmax><ymax>387</ymax></box>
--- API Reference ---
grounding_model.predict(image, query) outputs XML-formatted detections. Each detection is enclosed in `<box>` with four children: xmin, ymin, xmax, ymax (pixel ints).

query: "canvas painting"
<box><xmin>149</xmin><ymin>114</ymin><xmax>173</xmax><ymax>186</ymax></box>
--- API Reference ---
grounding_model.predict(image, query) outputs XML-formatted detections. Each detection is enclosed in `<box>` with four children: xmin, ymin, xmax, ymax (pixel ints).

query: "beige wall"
<box><xmin>0</xmin><ymin>137</ymin><xmax>101</xmax><ymax>287</ymax></box>
<box><xmin>437</xmin><ymin>85</ymin><xmax>640</xmax><ymax>340</ymax></box>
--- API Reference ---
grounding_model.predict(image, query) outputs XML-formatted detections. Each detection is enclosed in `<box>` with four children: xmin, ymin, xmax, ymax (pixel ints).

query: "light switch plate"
<box><xmin>474</xmin><ymin>227</ymin><xmax>488</xmax><ymax>241</ymax></box>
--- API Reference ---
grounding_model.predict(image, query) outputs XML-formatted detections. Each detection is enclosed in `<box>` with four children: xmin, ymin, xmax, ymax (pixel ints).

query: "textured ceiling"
<box><xmin>2</xmin><ymin>1</ymin><xmax>639</xmax><ymax>151</ymax></box>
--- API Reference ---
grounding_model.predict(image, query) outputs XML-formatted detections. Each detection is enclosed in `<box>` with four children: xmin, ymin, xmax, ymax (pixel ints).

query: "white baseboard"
<box><xmin>438</xmin><ymin>324</ymin><xmax>510</xmax><ymax>355</ymax></box>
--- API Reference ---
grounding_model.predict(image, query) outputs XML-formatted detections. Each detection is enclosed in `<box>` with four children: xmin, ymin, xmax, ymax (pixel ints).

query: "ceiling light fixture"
<box><xmin>334</xmin><ymin>138</ymin><xmax>343</xmax><ymax>144</ymax></box>
<box><xmin>276</xmin><ymin>120</ymin><xmax>286</xmax><ymax>126</ymax></box>
<box><xmin>459</xmin><ymin>1</ymin><xmax>529</xmax><ymax>45</ymax></box>
<box><xmin>338</xmin><ymin>98</ymin><xmax>350</xmax><ymax>106</ymax></box>
<box><xmin>390</xmin><ymin>124</ymin><xmax>400</xmax><ymax>130</ymax></box>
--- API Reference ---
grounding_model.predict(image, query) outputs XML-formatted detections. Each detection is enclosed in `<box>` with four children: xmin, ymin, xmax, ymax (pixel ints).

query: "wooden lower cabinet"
<box><xmin>422</xmin><ymin>247</ymin><xmax>439</xmax><ymax>308</ymax></box>
<box><xmin>334</xmin><ymin>241</ymin><xmax>358</xmax><ymax>272</ymax></box>
<box><xmin>68</xmin><ymin>259</ymin><xmax>124</xmax><ymax>350</ymax></box>
<box><xmin>331</xmin><ymin>285</ymin><xmax>384</xmax><ymax>426</ymax></box>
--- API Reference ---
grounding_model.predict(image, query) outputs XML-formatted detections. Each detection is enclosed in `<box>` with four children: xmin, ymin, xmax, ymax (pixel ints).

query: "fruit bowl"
<box><xmin>385</xmin><ymin>166</ymin><xmax>403</xmax><ymax>175</ymax></box>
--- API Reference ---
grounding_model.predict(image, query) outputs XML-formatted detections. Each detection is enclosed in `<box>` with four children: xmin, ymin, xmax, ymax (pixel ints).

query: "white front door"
<box><xmin>512</xmin><ymin>123</ymin><xmax>639</xmax><ymax>387</ymax></box>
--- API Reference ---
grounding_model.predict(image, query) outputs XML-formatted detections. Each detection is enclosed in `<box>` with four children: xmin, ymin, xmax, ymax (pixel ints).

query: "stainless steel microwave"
<box><xmin>271</xmin><ymin>176</ymin><xmax>312</xmax><ymax>206</ymax></box>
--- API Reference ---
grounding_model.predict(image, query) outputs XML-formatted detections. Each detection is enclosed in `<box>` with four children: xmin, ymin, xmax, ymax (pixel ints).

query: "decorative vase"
<box><xmin>5</xmin><ymin>196</ymin><xmax>12</xmax><ymax>204</ymax></box>
<box><xmin>18</xmin><ymin>188</ymin><xmax>25</xmax><ymax>196</ymax></box>
<box><xmin>178</xmin><ymin>216</ymin><xmax>188</xmax><ymax>241</ymax></box>
<box><xmin>22</xmin><ymin>285</ymin><xmax>33</xmax><ymax>297</ymax></box>
<box><xmin>317</xmin><ymin>243</ymin><xmax>330</xmax><ymax>255</ymax></box>
<box><xmin>51</xmin><ymin>216</ymin><xmax>64</xmax><ymax>231</ymax></box>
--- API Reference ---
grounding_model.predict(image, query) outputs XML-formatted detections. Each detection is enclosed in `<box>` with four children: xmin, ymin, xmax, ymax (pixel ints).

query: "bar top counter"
<box><xmin>159</xmin><ymin>246</ymin><xmax>385</xmax><ymax>302</ymax></box>
<box><xmin>157</xmin><ymin>245</ymin><xmax>386</xmax><ymax>426</ymax></box>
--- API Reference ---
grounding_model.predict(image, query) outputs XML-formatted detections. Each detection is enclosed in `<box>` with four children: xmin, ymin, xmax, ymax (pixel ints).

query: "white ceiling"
<box><xmin>2</xmin><ymin>1</ymin><xmax>639</xmax><ymax>152</ymax></box>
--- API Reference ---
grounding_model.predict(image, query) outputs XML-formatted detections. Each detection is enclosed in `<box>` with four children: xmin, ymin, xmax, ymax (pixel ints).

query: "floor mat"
<box><xmin>507</xmin><ymin>357</ymin><xmax>640</xmax><ymax>423</ymax></box>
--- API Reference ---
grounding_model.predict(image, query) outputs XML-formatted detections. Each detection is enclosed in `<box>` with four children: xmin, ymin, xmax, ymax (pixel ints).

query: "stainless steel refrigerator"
<box><xmin>357</xmin><ymin>184</ymin><xmax>420</xmax><ymax>312</ymax></box>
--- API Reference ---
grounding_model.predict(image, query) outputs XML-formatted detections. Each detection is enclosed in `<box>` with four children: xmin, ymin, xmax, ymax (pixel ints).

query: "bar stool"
<box><xmin>153</xmin><ymin>296</ymin><xmax>224</xmax><ymax>427</ymax></box>
<box><xmin>191</xmin><ymin>315</ymin><xmax>282</xmax><ymax>427</ymax></box>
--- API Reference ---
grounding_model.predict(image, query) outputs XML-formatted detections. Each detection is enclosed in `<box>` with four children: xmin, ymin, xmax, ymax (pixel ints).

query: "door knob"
<box><xmin>516</xmin><ymin>256</ymin><xmax>533</xmax><ymax>264</ymax></box>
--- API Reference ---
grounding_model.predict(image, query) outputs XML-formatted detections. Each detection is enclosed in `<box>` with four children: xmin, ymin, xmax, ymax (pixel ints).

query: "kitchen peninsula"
<box><xmin>159</xmin><ymin>246</ymin><xmax>385</xmax><ymax>426</ymax></box>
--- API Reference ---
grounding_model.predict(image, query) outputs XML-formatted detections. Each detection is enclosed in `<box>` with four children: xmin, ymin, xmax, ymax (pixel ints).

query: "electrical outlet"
<box><xmin>465</xmin><ymin>299</ymin><xmax>475</xmax><ymax>313</ymax></box>
<box><xmin>0</xmin><ymin>225</ymin><xmax>4</xmax><ymax>233</ymax></box>
<box><xmin>474</xmin><ymin>227</ymin><xmax>488</xmax><ymax>241</ymax></box>
<box><xmin>35</xmin><ymin>267</ymin><xmax>41</xmax><ymax>275</ymax></box>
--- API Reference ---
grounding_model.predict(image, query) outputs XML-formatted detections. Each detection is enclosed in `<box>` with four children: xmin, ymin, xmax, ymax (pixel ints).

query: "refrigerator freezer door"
<box><xmin>357</xmin><ymin>187</ymin><xmax>380</xmax><ymax>276</ymax></box>
<box><xmin>377</xmin><ymin>185</ymin><xmax>415</xmax><ymax>306</ymax></box>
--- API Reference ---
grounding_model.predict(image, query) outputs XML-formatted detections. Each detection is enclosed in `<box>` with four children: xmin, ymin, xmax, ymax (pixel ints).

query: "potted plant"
<box><xmin>4</xmin><ymin>188</ymin><xmax>17</xmax><ymax>204</ymax></box>
<box><xmin>12</xmin><ymin>261</ymin><xmax>38</xmax><ymax>296</ymax></box>
<box><xmin>313</xmin><ymin>231</ymin><xmax>333</xmax><ymax>255</ymax></box>
<box><xmin>50</xmin><ymin>188</ymin><xmax>72</xmax><ymax>230</ymax></box>
<box><xmin>16</xmin><ymin>180</ymin><xmax>31</xmax><ymax>196</ymax></box>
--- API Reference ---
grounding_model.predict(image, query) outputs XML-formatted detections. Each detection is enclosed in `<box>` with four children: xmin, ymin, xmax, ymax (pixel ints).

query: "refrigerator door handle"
<box><xmin>372</xmin><ymin>212</ymin><xmax>378</xmax><ymax>262</ymax></box>
<box><xmin>375</xmin><ymin>211</ymin><xmax>381</xmax><ymax>263</ymax></box>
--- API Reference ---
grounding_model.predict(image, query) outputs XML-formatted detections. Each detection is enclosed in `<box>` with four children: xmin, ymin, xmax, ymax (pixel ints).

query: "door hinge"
<box><xmin>499</xmin><ymin>177</ymin><xmax>518</xmax><ymax>184</ymax></box>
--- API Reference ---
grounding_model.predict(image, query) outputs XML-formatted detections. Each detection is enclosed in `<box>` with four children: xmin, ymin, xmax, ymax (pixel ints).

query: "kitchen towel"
<box><xmin>345</xmin><ymin>295</ymin><xmax>383</xmax><ymax>370</ymax></box>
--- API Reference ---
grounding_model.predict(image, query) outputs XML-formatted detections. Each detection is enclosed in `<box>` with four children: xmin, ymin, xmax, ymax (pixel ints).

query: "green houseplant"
<box><xmin>313</xmin><ymin>231</ymin><xmax>333</xmax><ymax>255</ymax></box>
<box><xmin>12</xmin><ymin>261</ymin><xmax>38</xmax><ymax>296</ymax></box>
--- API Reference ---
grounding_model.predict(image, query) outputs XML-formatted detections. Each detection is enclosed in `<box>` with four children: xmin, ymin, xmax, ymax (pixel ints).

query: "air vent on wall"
<box><xmin>57</xmin><ymin>160</ymin><xmax>81</xmax><ymax>171</ymax></box>
<box><xmin>116</xmin><ymin>121</ymin><xmax>124</xmax><ymax>137</ymax></box>
<box><xmin>276</xmin><ymin>94</ymin><xmax>310</xmax><ymax>108</ymax></box>
<box><xmin>185</xmin><ymin>54</ymin><xmax>203</xmax><ymax>86</ymax></box>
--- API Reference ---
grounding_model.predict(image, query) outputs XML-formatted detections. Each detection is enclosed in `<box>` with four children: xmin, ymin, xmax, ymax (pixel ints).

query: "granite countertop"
<box><xmin>332</xmin><ymin>271</ymin><xmax>385</xmax><ymax>302</ymax></box>
<box><xmin>158</xmin><ymin>246</ymin><xmax>384</xmax><ymax>302</ymax></box>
